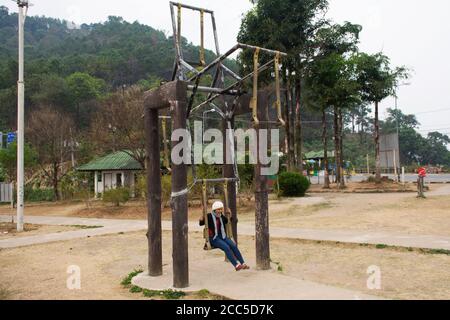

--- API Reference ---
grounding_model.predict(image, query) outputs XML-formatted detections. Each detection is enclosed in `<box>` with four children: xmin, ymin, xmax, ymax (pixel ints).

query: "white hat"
<box><xmin>212</xmin><ymin>201</ymin><xmax>224</xmax><ymax>212</ymax></box>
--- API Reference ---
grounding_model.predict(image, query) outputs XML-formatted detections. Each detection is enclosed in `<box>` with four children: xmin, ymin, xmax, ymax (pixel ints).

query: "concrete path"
<box><xmin>132</xmin><ymin>257</ymin><xmax>383</xmax><ymax>300</ymax></box>
<box><xmin>1</xmin><ymin>214</ymin><xmax>449</xmax><ymax>251</ymax></box>
<box><xmin>0</xmin><ymin>216</ymin><xmax>147</xmax><ymax>249</ymax></box>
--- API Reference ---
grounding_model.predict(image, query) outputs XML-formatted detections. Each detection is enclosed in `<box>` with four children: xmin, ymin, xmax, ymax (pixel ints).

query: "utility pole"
<box><xmin>16</xmin><ymin>0</ymin><xmax>30</xmax><ymax>232</ymax></box>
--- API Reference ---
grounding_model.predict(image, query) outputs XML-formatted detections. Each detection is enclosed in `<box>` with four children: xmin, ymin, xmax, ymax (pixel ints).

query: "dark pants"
<box><xmin>210</xmin><ymin>237</ymin><xmax>245</xmax><ymax>267</ymax></box>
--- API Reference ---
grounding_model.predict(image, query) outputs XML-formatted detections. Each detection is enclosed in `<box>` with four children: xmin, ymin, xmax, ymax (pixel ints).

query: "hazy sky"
<box><xmin>4</xmin><ymin>0</ymin><xmax>450</xmax><ymax>136</ymax></box>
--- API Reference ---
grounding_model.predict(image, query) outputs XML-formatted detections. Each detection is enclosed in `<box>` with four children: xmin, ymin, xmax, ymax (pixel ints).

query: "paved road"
<box><xmin>1</xmin><ymin>214</ymin><xmax>449</xmax><ymax>251</ymax></box>
<box><xmin>309</xmin><ymin>174</ymin><xmax>450</xmax><ymax>185</ymax></box>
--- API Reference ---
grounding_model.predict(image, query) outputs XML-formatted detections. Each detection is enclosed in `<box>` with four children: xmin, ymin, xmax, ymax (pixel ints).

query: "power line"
<box><xmin>415</xmin><ymin>108</ymin><xmax>450</xmax><ymax>115</ymax></box>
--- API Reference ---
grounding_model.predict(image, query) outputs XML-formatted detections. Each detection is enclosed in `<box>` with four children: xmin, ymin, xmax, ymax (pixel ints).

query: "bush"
<box><xmin>102</xmin><ymin>187</ymin><xmax>130</xmax><ymax>206</ymax></box>
<box><xmin>278</xmin><ymin>172</ymin><xmax>310</xmax><ymax>197</ymax></box>
<box><xmin>24</xmin><ymin>186</ymin><xmax>55</xmax><ymax>202</ymax></box>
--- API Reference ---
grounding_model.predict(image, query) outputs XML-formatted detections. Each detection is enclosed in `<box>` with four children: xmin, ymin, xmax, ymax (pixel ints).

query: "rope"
<box><xmin>202</xmin><ymin>180</ymin><xmax>212</xmax><ymax>250</ymax></box>
<box><xmin>171</xmin><ymin>188</ymin><xmax>189</xmax><ymax>198</ymax></box>
<box><xmin>177</xmin><ymin>3</ymin><xmax>182</xmax><ymax>47</ymax></box>
<box><xmin>223</xmin><ymin>180</ymin><xmax>234</xmax><ymax>241</ymax></box>
<box><xmin>251</xmin><ymin>47</ymin><xmax>260</xmax><ymax>126</ymax></box>
<box><xmin>200</xmin><ymin>9</ymin><xmax>206</xmax><ymax>67</ymax></box>
<box><xmin>161</xmin><ymin>117</ymin><xmax>170</xmax><ymax>169</ymax></box>
<box><xmin>274</xmin><ymin>51</ymin><xmax>286</xmax><ymax>127</ymax></box>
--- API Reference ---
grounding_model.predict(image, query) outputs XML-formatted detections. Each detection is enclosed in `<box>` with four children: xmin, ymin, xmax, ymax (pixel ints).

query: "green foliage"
<box><xmin>102</xmin><ymin>187</ymin><xmax>131</xmax><ymax>207</ymax></box>
<box><xmin>354</xmin><ymin>52</ymin><xmax>409</xmax><ymax>104</ymax></box>
<box><xmin>0</xmin><ymin>10</ymin><xmax>234</xmax><ymax>130</ymax></box>
<box><xmin>278</xmin><ymin>172</ymin><xmax>310</xmax><ymax>197</ymax></box>
<box><xmin>238</xmin><ymin>0</ymin><xmax>329</xmax><ymax>78</ymax></box>
<box><xmin>0</xmin><ymin>142</ymin><xmax>37</xmax><ymax>182</ymax></box>
<box><xmin>237</xmin><ymin>154</ymin><xmax>255</xmax><ymax>187</ymax></box>
<box><xmin>24</xmin><ymin>186</ymin><xmax>55</xmax><ymax>202</ymax></box>
<box><xmin>65</xmin><ymin>225</ymin><xmax>103</xmax><ymax>229</ymax></box>
<box><xmin>0</xmin><ymin>165</ymin><xmax>5</xmax><ymax>182</ymax></box>
<box><xmin>161</xmin><ymin>174</ymin><xmax>172</xmax><ymax>208</ymax></box>
<box><xmin>60</xmin><ymin>170</ymin><xmax>92</xmax><ymax>201</ymax></box>
<box><xmin>129</xmin><ymin>286</ymin><xmax>143</xmax><ymax>293</ymax></box>
<box><xmin>120</xmin><ymin>269</ymin><xmax>143</xmax><ymax>287</ymax></box>
<box><xmin>142</xmin><ymin>289</ymin><xmax>186</xmax><ymax>300</ymax></box>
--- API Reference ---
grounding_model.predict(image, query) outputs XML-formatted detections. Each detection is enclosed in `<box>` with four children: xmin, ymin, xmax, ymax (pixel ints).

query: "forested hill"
<box><xmin>0</xmin><ymin>5</ymin><xmax>220</xmax><ymax>83</ymax></box>
<box><xmin>0</xmin><ymin>5</ymin><xmax>227</xmax><ymax>129</ymax></box>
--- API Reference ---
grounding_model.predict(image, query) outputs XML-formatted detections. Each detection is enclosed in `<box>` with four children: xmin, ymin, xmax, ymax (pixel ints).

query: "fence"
<box><xmin>0</xmin><ymin>182</ymin><xmax>13</xmax><ymax>203</ymax></box>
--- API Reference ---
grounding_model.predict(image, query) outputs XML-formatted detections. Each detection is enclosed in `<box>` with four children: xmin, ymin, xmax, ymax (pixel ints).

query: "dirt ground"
<box><xmin>0</xmin><ymin>230</ymin><xmax>449</xmax><ymax>300</ymax></box>
<box><xmin>1</xmin><ymin>184</ymin><xmax>449</xmax><ymax>236</ymax></box>
<box><xmin>0</xmin><ymin>222</ymin><xmax>81</xmax><ymax>239</ymax></box>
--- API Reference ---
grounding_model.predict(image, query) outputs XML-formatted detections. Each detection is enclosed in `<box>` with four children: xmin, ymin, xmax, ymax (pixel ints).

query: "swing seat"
<box><xmin>203</xmin><ymin>242</ymin><xmax>216</xmax><ymax>251</ymax></box>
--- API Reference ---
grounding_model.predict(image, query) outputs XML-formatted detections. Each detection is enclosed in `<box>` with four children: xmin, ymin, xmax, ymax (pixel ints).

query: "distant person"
<box><xmin>199</xmin><ymin>201</ymin><xmax>249</xmax><ymax>271</ymax></box>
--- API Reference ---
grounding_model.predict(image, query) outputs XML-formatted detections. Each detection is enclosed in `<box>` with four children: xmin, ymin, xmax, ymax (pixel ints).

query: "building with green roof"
<box><xmin>77</xmin><ymin>151</ymin><xmax>143</xmax><ymax>197</ymax></box>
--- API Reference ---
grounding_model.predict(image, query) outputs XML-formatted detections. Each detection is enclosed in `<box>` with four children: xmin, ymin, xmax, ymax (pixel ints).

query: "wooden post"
<box><xmin>145</xmin><ymin>107</ymin><xmax>162</xmax><ymax>277</ymax></box>
<box><xmin>170</xmin><ymin>90</ymin><xmax>189</xmax><ymax>289</ymax></box>
<box><xmin>254</xmin><ymin>90</ymin><xmax>270</xmax><ymax>270</ymax></box>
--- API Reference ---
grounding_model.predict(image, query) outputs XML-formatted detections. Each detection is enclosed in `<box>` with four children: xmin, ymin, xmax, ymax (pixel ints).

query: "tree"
<box><xmin>354</xmin><ymin>53</ymin><xmax>409</xmax><ymax>183</ymax></box>
<box><xmin>0</xmin><ymin>142</ymin><xmax>37</xmax><ymax>183</ymax></box>
<box><xmin>238</xmin><ymin>0</ymin><xmax>329</xmax><ymax>171</ymax></box>
<box><xmin>304</xmin><ymin>22</ymin><xmax>361</xmax><ymax>188</ymax></box>
<box><xmin>26</xmin><ymin>106</ymin><xmax>75</xmax><ymax>200</ymax></box>
<box><xmin>90</xmin><ymin>85</ymin><xmax>147</xmax><ymax>168</ymax></box>
<box><xmin>66</xmin><ymin>72</ymin><xmax>106</xmax><ymax>128</ymax></box>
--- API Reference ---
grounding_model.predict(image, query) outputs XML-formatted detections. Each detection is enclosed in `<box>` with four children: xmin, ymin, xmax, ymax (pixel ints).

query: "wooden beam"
<box><xmin>145</xmin><ymin>107</ymin><xmax>162</xmax><ymax>276</ymax></box>
<box><xmin>143</xmin><ymin>81</ymin><xmax>188</xmax><ymax>110</ymax></box>
<box><xmin>254</xmin><ymin>90</ymin><xmax>271</xmax><ymax>270</ymax></box>
<box><xmin>169</xmin><ymin>89</ymin><xmax>190</xmax><ymax>288</ymax></box>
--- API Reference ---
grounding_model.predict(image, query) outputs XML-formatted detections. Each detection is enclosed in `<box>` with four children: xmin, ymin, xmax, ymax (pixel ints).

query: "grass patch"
<box><xmin>270</xmin><ymin>259</ymin><xmax>284</xmax><ymax>272</ymax></box>
<box><xmin>129</xmin><ymin>286</ymin><xmax>143</xmax><ymax>293</ymax></box>
<box><xmin>65</xmin><ymin>225</ymin><xmax>103</xmax><ymax>229</ymax></box>
<box><xmin>421</xmin><ymin>248</ymin><xmax>450</xmax><ymax>256</ymax></box>
<box><xmin>196</xmin><ymin>289</ymin><xmax>211</xmax><ymax>299</ymax></box>
<box><xmin>0</xmin><ymin>287</ymin><xmax>12</xmax><ymax>300</ymax></box>
<box><xmin>376</xmin><ymin>244</ymin><xmax>388</xmax><ymax>249</ymax></box>
<box><xmin>121</xmin><ymin>268</ymin><xmax>144</xmax><ymax>287</ymax></box>
<box><xmin>142</xmin><ymin>289</ymin><xmax>186</xmax><ymax>300</ymax></box>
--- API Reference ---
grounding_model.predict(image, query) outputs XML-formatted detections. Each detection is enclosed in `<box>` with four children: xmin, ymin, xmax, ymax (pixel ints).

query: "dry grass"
<box><xmin>1</xmin><ymin>231</ymin><xmax>449</xmax><ymax>300</ymax></box>
<box><xmin>0</xmin><ymin>287</ymin><xmax>12</xmax><ymax>300</ymax></box>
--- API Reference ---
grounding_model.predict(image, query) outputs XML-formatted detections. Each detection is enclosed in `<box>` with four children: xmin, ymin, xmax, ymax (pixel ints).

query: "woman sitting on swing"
<box><xmin>199</xmin><ymin>201</ymin><xmax>250</xmax><ymax>271</ymax></box>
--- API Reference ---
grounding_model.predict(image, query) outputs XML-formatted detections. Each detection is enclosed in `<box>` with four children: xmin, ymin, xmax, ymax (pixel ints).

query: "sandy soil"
<box><xmin>309</xmin><ymin>180</ymin><xmax>417</xmax><ymax>193</ymax></box>
<box><xmin>1</xmin><ymin>185</ymin><xmax>449</xmax><ymax>237</ymax></box>
<box><xmin>237</xmin><ymin>185</ymin><xmax>450</xmax><ymax>236</ymax></box>
<box><xmin>0</xmin><ymin>231</ymin><xmax>449</xmax><ymax>300</ymax></box>
<box><xmin>0</xmin><ymin>222</ymin><xmax>81</xmax><ymax>239</ymax></box>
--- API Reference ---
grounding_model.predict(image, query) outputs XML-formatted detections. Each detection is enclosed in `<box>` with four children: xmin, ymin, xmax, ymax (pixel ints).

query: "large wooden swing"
<box><xmin>143</xmin><ymin>2</ymin><xmax>287</xmax><ymax>289</ymax></box>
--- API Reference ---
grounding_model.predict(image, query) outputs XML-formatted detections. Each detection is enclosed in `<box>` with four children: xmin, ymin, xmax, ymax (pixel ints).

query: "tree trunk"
<box><xmin>375</xmin><ymin>101</ymin><xmax>381</xmax><ymax>183</ymax></box>
<box><xmin>53</xmin><ymin>162</ymin><xmax>60</xmax><ymax>201</ymax></box>
<box><xmin>339</xmin><ymin>108</ymin><xmax>345</xmax><ymax>188</ymax></box>
<box><xmin>333</xmin><ymin>106</ymin><xmax>341</xmax><ymax>185</ymax></box>
<box><xmin>295</xmin><ymin>79</ymin><xmax>303</xmax><ymax>174</ymax></box>
<box><xmin>322</xmin><ymin>108</ymin><xmax>330</xmax><ymax>189</ymax></box>
<box><xmin>285</xmin><ymin>76</ymin><xmax>295</xmax><ymax>171</ymax></box>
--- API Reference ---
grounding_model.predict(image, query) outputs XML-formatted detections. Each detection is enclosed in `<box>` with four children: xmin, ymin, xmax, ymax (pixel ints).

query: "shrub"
<box><xmin>24</xmin><ymin>186</ymin><xmax>55</xmax><ymax>202</ymax></box>
<box><xmin>278</xmin><ymin>172</ymin><xmax>310</xmax><ymax>197</ymax></box>
<box><xmin>102</xmin><ymin>187</ymin><xmax>130</xmax><ymax>206</ymax></box>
